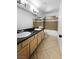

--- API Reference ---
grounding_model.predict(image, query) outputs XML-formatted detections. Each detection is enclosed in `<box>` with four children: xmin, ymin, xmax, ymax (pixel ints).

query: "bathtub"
<box><xmin>44</xmin><ymin>29</ymin><xmax>62</xmax><ymax>51</ymax></box>
<box><xmin>44</xmin><ymin>29</ymin><xmax>58</xmax><ymax>37</ymax></box>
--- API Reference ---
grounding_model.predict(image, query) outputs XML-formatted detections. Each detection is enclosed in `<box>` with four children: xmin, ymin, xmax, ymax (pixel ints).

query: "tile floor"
<box><xmin>30</xmin><ymin>36</ymin><xmax>61</xmax><ymax>59</ymax></box>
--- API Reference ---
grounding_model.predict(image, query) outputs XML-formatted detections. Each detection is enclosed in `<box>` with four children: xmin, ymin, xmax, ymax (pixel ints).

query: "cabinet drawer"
<box><xmin>17</xmin><ymin>43</ymin><xmax>22</xmax><ymax>52</ymax></box>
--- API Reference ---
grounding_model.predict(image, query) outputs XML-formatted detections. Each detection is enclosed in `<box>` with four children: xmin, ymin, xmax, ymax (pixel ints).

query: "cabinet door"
<box><xmin>22</xmin><ymin>38</ymin><xmax>30</xmax><ymax>48</ymax></box>
<box><xmin>17</xmin><ymin>44</ymin><xmax>29</xmax><ymax>59</ymax></box>
<box><xmin>37</xmin><ymin>32</ymin><xmax>42</xmax><ymax>45</ymax></box>
<box><xmin>17</xmin><ymin>43</ymin><xmax>22</xmax><ymax>52</ymax></box>
<box><xmin>29</xmin><ymin>36</ymin><xmax>37</xmax><ymax>55</ymax></box>
<box><xmin>35</xmin><ymin>34</ymin><xmax>38</xmax><ymax>46</ymax></box>
<box><xmin>41</xmin><ymin>31</ymin><xmax>44</xmax><ymax>40</ymax></box>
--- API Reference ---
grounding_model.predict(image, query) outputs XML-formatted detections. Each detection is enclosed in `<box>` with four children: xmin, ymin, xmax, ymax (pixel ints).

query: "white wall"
<box><xmin>44</xmin><ymin>10</ymin><xmax>59</xmax><ymax>17</ymax></box>
<box><xmin>58</xmin><ymin>3</ymin><xmax>62</xmax><ymax>51</ymax></box>
<box><xmin>58</xmin><ymin>3</ymin><xmax>62</xmax><ymax>35</ymax></box>
<box><xmin>17</xmin><ymin>7</ymin><xmax>35</xmax><ymax>30</ymax></box>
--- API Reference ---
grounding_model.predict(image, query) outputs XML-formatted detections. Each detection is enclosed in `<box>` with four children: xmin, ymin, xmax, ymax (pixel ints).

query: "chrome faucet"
<box><xmin>21</xmin><ymin>29</ymin><xmax>24</xmax><ymax>32</ymax></box>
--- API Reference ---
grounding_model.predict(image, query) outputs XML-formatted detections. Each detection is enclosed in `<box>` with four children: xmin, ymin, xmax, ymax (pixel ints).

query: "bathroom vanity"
<box><xmin>17</xmin><ymin>28</ymin><xmax>44</xmax><ymax>59</ymax></box>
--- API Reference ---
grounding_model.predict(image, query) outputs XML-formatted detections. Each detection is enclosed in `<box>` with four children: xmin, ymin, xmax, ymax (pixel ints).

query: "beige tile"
<box><xmin>30</xmin><ymin>51</ymin><xmax>38</xmax><ymax>59</ymax></box>
<box><xmin>46</xmin><ymin>48</ymin><xmax>61</xmax><ymax>59</ymax></box>
<box><xmin>37</xmin><ymin>51</ymin><xmax>50</xmax><ymax>59</ymax></box>
<box><xmin>30</xmin><ymin>36</ymin><xmax>61</xmax><ymax>59</ymax></box>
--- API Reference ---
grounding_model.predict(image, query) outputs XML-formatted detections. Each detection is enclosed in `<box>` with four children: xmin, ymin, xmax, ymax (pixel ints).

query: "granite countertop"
<box><xmin>17</xmin><ymin>28</ymin><xmax>44</xmax><ymax>44</ymax></box>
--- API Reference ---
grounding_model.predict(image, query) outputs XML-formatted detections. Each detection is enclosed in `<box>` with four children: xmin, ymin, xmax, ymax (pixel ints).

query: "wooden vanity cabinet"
<box><xmin>17</xmin><ymin>30</ymin><xmax>45</xmax><ymax>59</ymax></box>
<box><xmin>17</xmin><ymin>43</ymin><xmax>29</xmax><ymax>59</ymax></box>
<box><xmin>37</xmin><ymin>32</ymin><xmax>42</xmax><ymax>45</ymax></box>
<box><xmin>17</xmin><ymin>43</ymin><xmax>22</xmax><ymax>52</ymax></box>
<box><xmin>17</xmin><ymin>38</ymin><xmax>30</xmax><ymax>59</ymax></box>
<box><xmin>41</xmin><ymin>31</ymin><xmax>44</xmax><ymax>40</ymax></box>
<box><xmin>22</xmin><ymin>39</ymin><xmax>30</xmax><ymax>47</ymax></box>
<box><xmin>29</xmin><ymin>36</ymin><xmax>37</xmax><ymax>55</ymax></box>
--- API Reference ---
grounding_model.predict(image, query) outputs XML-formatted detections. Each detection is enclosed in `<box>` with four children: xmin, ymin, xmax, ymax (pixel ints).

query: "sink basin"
<box><xmin>17</xmin><ymin>32</ymin><xmax>31</xmax><ymax>38</ymax></box>
<box><xmin>34</xmin><ymin>28</ymin><xmax>42</xmax><ymax>31</ymax></box>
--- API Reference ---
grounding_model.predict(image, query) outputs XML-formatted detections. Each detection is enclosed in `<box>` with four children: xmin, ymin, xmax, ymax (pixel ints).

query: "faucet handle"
<box><xmin>21</xmin><ymin>29</ymin><xmax>24</xmax><ymax>32</ymax></box>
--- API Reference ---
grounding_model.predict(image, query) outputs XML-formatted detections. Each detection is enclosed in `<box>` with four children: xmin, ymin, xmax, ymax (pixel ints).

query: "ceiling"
<box><xmin>30</xmin><ymin>0</ymin><xmax>61</xmax><ymax>13</ymax></box>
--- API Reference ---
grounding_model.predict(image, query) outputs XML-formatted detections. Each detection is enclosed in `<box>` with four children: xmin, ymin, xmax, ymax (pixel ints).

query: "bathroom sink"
<box><xmin>17</xmin><ymin>32</ymin><xmax>31</xmax><ymax>38</ymax></box>
<box><xmin>34</xmin><ymin>28</ymin><xmax>42</xmax><ymax>31</ymax></box>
